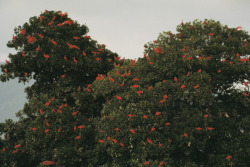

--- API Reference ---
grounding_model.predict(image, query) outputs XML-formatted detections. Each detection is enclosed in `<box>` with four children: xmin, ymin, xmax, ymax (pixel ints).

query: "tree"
<box><xmin>0</xmin><ymin>10</ymin><xmax>122</xmax><ymax>166</ymax></box>
<box><xmin>91</xmin><ymin>20</ymin><xmax>250</xmax><ymax>166</ymax></box>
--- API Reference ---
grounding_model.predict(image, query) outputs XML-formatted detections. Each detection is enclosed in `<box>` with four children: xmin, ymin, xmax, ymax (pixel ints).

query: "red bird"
<box><xmin>181</xmin><ymin>84</ymin><xmax>185</xmax><ymax>89</ymax></box>
<box><xmin>51</xmin><ymin>39</ymin><xmax>57</xmax><ymax>45</ymax></box>
<box><xmin>226</xmin><ymin>155</ymin><xmax>232</xmax><ymax>160</ymax></box>
<box><xmin>22</xmin><ymin>51</ymin><xmax>26</xmax><ymax>57</ymax></box>
<box><xmin>75</xmin><ymin>136</ymin><xmax>81</xmax><ymax>140</ymax></box>
<box><xmin>137</xmin><ymin>91</ymin><xmax>143</xmax><ymax>94</ymax></box>
<box><xmin>73</xmin><ymin>36</ymin><xmax>80</xmax><ymax>39</ymax></box>
<box><xmin>132</xmin><ymin>85</ymin><xmax>139</xmax><ymax>88</ymax></box>
<box><xmin>14</xmin><ymin>144</ymin><xmax>20</xmax><ymax>149</ymax></box>
<box><xmin>39</xmin><ymin>109</ymin><xmax>43</xmax><ymax>115</ymax></box>
<box><xmin>72</xmin><ymin>111</ymin><xmax>79</xmax><ymax>116</ymax></box>
<box><xmin>207</xmin><ymin>127</ymin><xmax>214</xmax><ymax>131</ymax></box>
<box><xmin>116</xmin><ymin>95</ymin><xmax>122</xmax><ymax>101</ymax></box>
<box><xmin>67</xmin><ymin>43</ymin><xmax>80</xmax><ymax>50</ymax></box>
<box><xmin>133</xmin><ymin>78</ymin><xmax>139</xmax><ymax>82</ymax></box>
<box><xmin>112</xmin><ymin>139</ymin><xmax>118</xmax><ymax>143</ymax></box>
<box><xmin>38</xmin><ymin>15</ymin><xmax>44</xmax><ymax>22</ymax></box>
<box><xmin>165</xmin><ymin>122</ymin><xmax>171</xmax><ymax>126</ymax></box>
<box><xmin>64</xmin><ymin>20</ymin><xmax>72</xmax><ymax>25</ymax></box>
<box><xmin>38</xmin><ymin>34</ymin><xmax>43</xmax><ymax>38</ymax></box>
<box><xmin>40</xmin><ymin>161</ymin><xmax>56</xmax><ymax>165</ymax></box>
<box><xmin>130</xmin><ymin>129</ymin><xmax>135</xmax><ymax>134</ymax></box>
<box><xmin>78</xmin><ymin>125</ymin><xmax>84</xmax><ymax>129</ymax></box>
<box><xmin>27</xmin><ymin>35</ymin><xmax>37</xmax><ymax>43</ymax></box>
<box><xmin>31</xmin><ymin>128</ymin><xmax>37</xmax><ymax>131</ymax></box>
<box><xmin>73</xmin><ymin>57</ymin><xmax>78</xmax><ymax>63</ymax></box>
<box><xmin>44</xmin><ymin>53</ymin><xmax>50</xmax><ymax>59</ymax></box>
<box><xmin>194</xmin><ymin>85</ymin><xmax>199</xmax><ymax>89</ymax></box>
<box><xmin>44</xmin><ymin>129</ymin><xmax>50</xmax><ymax>133</ymax></box>
<box><xmin>155</xmin><ymin>112</ymin><xmax>161</xmax><ymax>116</ymax></box>
<box><xmin>147</xmin><ymin>138</ymin><xmax>153</xmax><ymax>144</ymax></box>
<box><xmin>128</xmin><ymin>114</ymin><xmax>135</xmax><ymax>118</ymax></box>
<box><xmin>36</xmin><ymin>45</ymin><xmax>40</xmax><ymax>51</ymax></box>
<box><xmin>48</xmin><ymin>20</ymin><xmax>53</xmax><ymax>25</ymax></box>
<box><xmin>20</xmin><ymin>29</ymin><xmax>25</xmax><ymax>35</ymax></box>
<box><xmin>209</xmin><ymin>33</ymin><xmax>214</xmax><ymax>36</ymax></box>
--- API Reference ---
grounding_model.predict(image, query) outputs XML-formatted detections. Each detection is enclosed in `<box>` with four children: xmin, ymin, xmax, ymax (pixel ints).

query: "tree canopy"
<box><xmin>0</xmin><ymin>12</ymin><xmax>250</xmax><ymax>166</ymax></box>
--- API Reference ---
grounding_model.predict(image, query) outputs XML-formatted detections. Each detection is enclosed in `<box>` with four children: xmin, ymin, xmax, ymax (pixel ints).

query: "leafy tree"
<box><xmin>91</xmin><ymin>20</ymin><xmax>250</xmax><ymax>166</ymax></box>
<box><xmin>0</xmin><ymin>10</ymin><xmax>122</xmax><ymax>166</ymax></box>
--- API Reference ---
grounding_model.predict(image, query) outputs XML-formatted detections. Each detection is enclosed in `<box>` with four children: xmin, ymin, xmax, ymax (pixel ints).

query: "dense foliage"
<box><xmin>0</xmin><ymin>12</ymin><xmax>249</xmax><ymax>166</ymax></box>
<box><xmin>91</xmin><ymin>20</ymin><xmax>250</xmax><ymax>166</ymax></box>
<box><xmin>0</xmin><ymin>10</ymin><xmax>121</xmax><ymax>166</ymax></box>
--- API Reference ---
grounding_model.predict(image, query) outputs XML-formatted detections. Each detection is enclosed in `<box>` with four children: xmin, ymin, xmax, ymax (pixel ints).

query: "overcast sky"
<box><xmin>0</xmin><ymin>0</ymin><xmax>250</xmax><ymax>62</ymax></box>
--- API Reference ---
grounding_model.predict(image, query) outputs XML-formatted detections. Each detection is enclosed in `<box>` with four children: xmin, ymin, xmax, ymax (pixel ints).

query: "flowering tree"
<box><xmin>91</xmin><ymin>20</ymin><xmax>250</xmax><ymax>166</ymax></box>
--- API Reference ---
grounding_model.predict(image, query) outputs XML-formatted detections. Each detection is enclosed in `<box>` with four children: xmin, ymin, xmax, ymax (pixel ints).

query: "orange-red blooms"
<box><xmin>143</xmin><ymin>115</ymin><xmax>148</xmax><ymax>119</ymax></box>
<box><xmin>99</xmin><ymin>140</ymin><xmax>104</xmax><ymax>143</ymax></box>
<box><xmin>184</xmin><ymin>133</ymin><xmax>188</xmax><ymax>137</ymax></box>
<box><xmin>236</xmin><ymin>52</ymin><xmax>240</xmax><ymax>57</ymax></box>
<box><xmin>151</xmin><ymin>127</ymin><xmax>155</xmax><ymax>131</ymax></box>
<box><xmin>196</xmin><ymin>127</ymin><xmax>202</xmax><ymax>130</ymax></box>
<box><xmin>120</xmin><ymin>142</ymin><xmax>124</xmax><ymax>147</ymax></box>
<box><xmin>244</xmin><ymin>82</ymin><xmax>248</xmax><ymax>86</ymax></box>
<box><xmin>144</xmin><ymin>161</ymin><xmax>150</xmax><ymax>165</ymax></box>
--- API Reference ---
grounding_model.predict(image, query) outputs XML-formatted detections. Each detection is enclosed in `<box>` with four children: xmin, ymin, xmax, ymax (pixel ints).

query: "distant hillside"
<box><xmin>0</xmin><ymin>62</ymin><xmax>33</xmax><ymax>123</ymax></box>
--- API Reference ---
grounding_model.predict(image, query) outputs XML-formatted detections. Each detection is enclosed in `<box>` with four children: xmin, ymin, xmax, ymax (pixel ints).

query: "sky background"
<box><xmin>0</xmin><ymin>0</ymin><xmax>250</xmax><ymax>122</ymax></box>
<box><xmin>0</xmin><ymin>0</ymin><xmax>250</xmax><ymax>62</ymax></box>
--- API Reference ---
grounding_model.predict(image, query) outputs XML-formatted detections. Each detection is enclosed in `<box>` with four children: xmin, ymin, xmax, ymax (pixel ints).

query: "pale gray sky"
<box><xmin>0</xmin><ymin>0</ymin><xmax>250</xmax><ymax>62</ymax></box>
